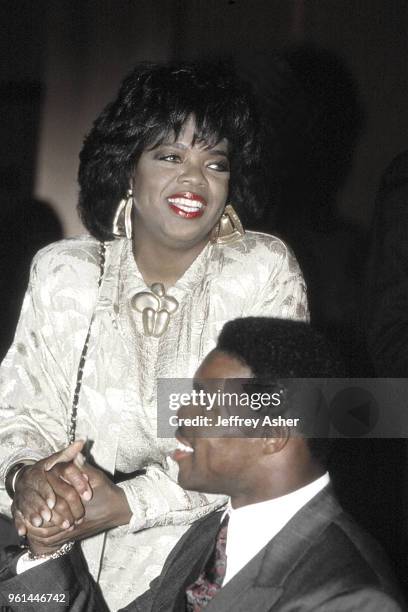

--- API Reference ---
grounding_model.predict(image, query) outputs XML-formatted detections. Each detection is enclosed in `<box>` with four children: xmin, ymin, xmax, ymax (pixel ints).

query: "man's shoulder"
<box><xmin>316</xmin><ymin>517</ymin><xmax>392</xmax><ymax>585</ymax></box>
<box><xmin>285</xmin><ymin>506</ymin><xmax>402</xmax><ymax>605</ymax></box>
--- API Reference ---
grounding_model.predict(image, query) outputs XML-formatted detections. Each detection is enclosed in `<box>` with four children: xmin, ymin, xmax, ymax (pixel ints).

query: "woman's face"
<box><xmin>131</xmin><ymin>117</ymin><xmax>230</xmax><ymax>250</ymax></box>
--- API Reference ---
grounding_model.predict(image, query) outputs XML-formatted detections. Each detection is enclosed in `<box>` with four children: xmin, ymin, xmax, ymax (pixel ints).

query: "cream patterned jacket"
<box><xmin>0</xmin><ymin>232</ymin><xmax>308</xmax><ymax>604</ymax></box>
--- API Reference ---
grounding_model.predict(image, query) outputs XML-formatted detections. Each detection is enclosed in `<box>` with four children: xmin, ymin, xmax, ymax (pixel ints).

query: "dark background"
<box><xmin>1</xmin><ymin>0</ymin><xmax>408</xmax><ymax>596</ymax></box>
<box><xmin>1</xmin><ymin>0</ymin><xmax>407</xmax><ymax>233</ymax></box>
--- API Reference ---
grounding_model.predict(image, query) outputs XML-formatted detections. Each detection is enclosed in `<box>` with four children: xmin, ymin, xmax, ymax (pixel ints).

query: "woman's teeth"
<box><xmin>176</xmin><ymin>441</ymin><xmax>194</xmax><ymax>453</ymax></box>
<box><xmin>167</xmin><ymin>197</ymin><xmax>204</xmax><ymax>213</ymax></box>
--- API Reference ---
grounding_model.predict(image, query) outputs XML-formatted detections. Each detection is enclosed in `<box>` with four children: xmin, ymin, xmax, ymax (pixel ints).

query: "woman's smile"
<box><xmin>167</xmin><ymin>191</ymin><xmax>207</xmax><ymax>218</ymax></box>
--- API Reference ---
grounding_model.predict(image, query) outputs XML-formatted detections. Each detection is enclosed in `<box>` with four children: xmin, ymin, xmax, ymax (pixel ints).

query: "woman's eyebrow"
<box><xmin>159</xmin><ymin>141</ymin><xmax>187</xmax><ymax>149</ymax></box>
<box><xmin>153</xmin><ymin>141</ymin><xmax>229</xmax><ymax>156</ymax></box>
<box><xmin>198</xmin><ymin>141</ymin><xmax>229</xmax><ymax>155</ymax></box>
<box><xmin>209</xmin><ymin>148</ymin><xmax>229</xmax><ymax>157</ymax></box>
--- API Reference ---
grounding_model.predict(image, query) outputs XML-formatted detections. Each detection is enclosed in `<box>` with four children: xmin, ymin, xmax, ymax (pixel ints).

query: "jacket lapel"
<box><xmin>206</xmin><ymin>486</ymin><xmax>342</xmax><ymax>611</ymax></box>
<box><xmin>204</xmin><ymin>551</ymin><xmax>283</xmax><ymax>612</ymax></box>
<box><xmin>152</xmin><ymin>512</ymin><xmax>222</xmax><ymax>612</ymax></box>
<box><xmin>255</xmin><ymin>486</ymin><xmax>341</xmax><ymax>589</ymax></box>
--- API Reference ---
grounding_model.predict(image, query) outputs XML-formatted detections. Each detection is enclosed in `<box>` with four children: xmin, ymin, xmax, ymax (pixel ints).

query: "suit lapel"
<box><xmin>152</xmin><ymin>512</ymin><xmax>222</xmax><ymax>612</ymax></box>
<box><xmin>255</xmin><ymin>486</ymin><xmax>341</xmax><ymax>588</ymax></box>
<box><xmin>204</xmin><ymin>550</ymin><xmax>283</xmax><ymax>612</ymax></box>
<box><xmin>206</xmin><ymin>486</ymin><xmax>342</xmax><ymax>611</ymax></box>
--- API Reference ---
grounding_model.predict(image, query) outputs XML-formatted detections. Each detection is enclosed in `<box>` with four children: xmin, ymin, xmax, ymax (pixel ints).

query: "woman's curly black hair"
<box><xmin>78</xmin><ymin>60</ymin><xmax>266</xmax><ymax>241</ymax></box>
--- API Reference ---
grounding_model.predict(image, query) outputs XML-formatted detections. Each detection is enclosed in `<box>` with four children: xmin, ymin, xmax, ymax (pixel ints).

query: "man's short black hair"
<box><xmin>217</xmin><ymin>317</ymin><xmax>345</xmax><ymax>464</ymax></box>
<box><xmin>217</xmin><ymin>317</ymin><xmax>344</xmax><ymax>379</ymax></box>
<box><xmin>78</xmin><ymin>60</ymin><xmax>266</xmax><ymax>240</ymax></box>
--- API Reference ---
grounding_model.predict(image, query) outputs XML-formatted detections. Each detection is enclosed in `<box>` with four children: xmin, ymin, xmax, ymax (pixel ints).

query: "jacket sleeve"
<box><xmin>0</xmin><ymin>546</ymin><xmax>109</xmax><ymax>612</ymax></box>
<box><xmin>0</xmin><ymin>243</ymin><xmax>98</xmax><ymax>515</ymax></box>
<box><xmin>116</xmin><ymin>461</ymin><xmax>226</xmax><ymax>532</ymax></box>
<box><xmin>0</xmin><ymin>251</ymin><xmax>72</xmax><ymax>510</ymax></box>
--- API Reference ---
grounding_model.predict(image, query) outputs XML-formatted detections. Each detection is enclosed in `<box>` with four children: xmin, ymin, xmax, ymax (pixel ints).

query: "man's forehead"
<box><xmin>194</xmin><ymin>349</ymin><xmax>253</xmax><ymax>380</ymax></box>
<box><xmin>192</xmin><ymin>377</ymin><xmax>250</xmax><ymax>394</ymax></box>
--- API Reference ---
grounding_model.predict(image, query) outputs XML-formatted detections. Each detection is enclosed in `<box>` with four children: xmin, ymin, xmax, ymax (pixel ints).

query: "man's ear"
<box><xmin>262</xmin><ymin>426</ymin><xmax>290</xmax><ymax>455</ymax></box>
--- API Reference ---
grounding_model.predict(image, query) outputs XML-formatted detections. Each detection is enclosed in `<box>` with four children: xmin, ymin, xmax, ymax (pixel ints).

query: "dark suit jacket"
<box><xmin>0</xmin><ymin>487</ymin><xmax>404</xmax><ymax>611</ymax></box>
<box><xmin>366</xmin><ymin>150</ymin><xmax>408</xmax><ymax>376</ymax></box>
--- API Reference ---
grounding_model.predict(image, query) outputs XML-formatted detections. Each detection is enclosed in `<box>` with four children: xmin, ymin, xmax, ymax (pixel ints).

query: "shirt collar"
<box><xmin>222</xmin><ymin>473</ymin><xmax>330</xmax><ymax>585</ymax></box>
<box><xmin>223</xmin><ymin>472</ymin><xmax>330</xmax><ymax>520</ymax></box>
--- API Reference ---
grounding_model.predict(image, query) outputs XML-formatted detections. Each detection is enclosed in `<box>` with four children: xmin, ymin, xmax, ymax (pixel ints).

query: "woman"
<box><xmin>0</xmin><ymin>60</ymin><xmax>308</xmax><ymax>608</ymax></box>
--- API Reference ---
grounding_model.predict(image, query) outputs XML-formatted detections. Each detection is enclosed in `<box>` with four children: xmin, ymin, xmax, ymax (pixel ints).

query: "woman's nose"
<box><xmin>177</xmin><ymin>161</ymin><xmax>206</xmax><ymax>186</ymax></box>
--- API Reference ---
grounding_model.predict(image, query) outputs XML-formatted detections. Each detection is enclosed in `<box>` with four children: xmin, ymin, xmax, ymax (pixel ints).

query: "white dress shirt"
<box><xmin>223</xmin><ymin>472</ymin><xmax>330</xmax><ymax>585</ymax></box>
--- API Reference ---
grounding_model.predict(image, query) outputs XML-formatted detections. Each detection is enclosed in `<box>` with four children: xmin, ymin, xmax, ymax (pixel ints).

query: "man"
<box><xmin>0</xmin><ymin>318</ymin><xmax>404</xmax><ymax>610</ymax></box>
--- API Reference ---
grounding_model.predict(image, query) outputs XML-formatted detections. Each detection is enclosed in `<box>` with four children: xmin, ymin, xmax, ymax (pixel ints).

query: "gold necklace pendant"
<box><xmin>131</xmin><ymin>282</ymin><xmax>179</xmax><ymax>337</ymax></box>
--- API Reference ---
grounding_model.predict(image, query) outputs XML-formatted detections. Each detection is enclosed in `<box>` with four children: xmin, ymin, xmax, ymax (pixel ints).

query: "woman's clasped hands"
<box><xmin>11</xmin><ymin>440</ymin><xmax>132</xmax><ymax>556</ymax></box>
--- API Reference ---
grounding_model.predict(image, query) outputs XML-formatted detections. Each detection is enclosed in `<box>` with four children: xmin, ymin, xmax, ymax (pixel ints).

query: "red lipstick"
<box><xmin>167</xmin><ymin>192</ymin><xmax>207</xmax><ymax>219</ymax></box>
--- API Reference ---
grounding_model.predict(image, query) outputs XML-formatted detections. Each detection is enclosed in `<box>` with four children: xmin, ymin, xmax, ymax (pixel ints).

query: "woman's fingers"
<box><xmin>13</xmin><ymin>510</ymin><xmax>27</xmax><ymax>537</ymax></box>
<box><xmin>43</xmin><ymin>440</ymin><xmax>86</xmax><ymax>471</ymax></box>
<box><xmin>74</xmin><ymin>452</ymin><xmax>86</xmax><ymax>469</ymax></box>
<box><xmin>14</xmin><ymin>465</ymin><xmax>77</xmax><ymax>529</ymax></box>
<box><xmin>47</xmin><ymin>495</ymin><xmax>75</xmax><ymax>529</ymax></box>
<box><xmin>16</xmin><ymin>491</ymin><xmax>78</xmax><ymax>531</ymax></box>
<box><xmin>25</xmin><ymin>519</ymin><xmax>74</xmax><ymax>540</ymax></box>
<box><xmin>46</xmin><ymin>470</ymin><xmax>85</xmax><ymax>524</ymax></box>
<box><xmin>14</xmin><ymin>464</ymin><xmax>57</xmax><ymax>513</ymax></box>
<box><xmin>26</xmin><ymin>520</ymin><xmax>76</xmax><ymax>547</ymax></box>
<box><xmin>13</xmin><ymin>485</ymin><xmax>55</xmax><ymax>528</ymax></box>
<box><xmin>22</xmin><ymin>498</ymin><xmax>52</xmax><ymax>526</ymax></box>
<box><xmin>49</xmin><ymin>462</ymin><xmax>92</xmax><ymax>502</ymax></box>
<box><xmin>43</xmin><ymin>441</ymin><xmax>92</xmax><ymax>501</ymax></box>
<box><xmin>11</xmin><ymin>443</ymin><xmax>91</xmax><ymax>531</ymax></box>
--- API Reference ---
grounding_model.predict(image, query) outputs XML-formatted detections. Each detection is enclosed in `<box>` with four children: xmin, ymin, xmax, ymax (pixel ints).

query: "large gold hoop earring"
<box><xmin>210</xmin><ymin>204</ymin><xmax>245</xmax><ymax>245</ymax></box>
<box><xmin>112</xmin><ymin>190</ymin><xmax>133</xmax><ymax>239</ymax></box>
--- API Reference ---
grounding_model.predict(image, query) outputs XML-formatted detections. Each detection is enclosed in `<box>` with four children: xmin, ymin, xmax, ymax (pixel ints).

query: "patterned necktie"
<box><xmin>185</xmin><ymin>515</ymin><xmax>229</xmax><ymax>611</ymax></box>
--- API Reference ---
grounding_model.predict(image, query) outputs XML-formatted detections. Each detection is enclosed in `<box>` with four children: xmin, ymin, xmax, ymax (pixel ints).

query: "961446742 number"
<box><xmin>7</xmin><ymin>593</ymin><xmax>67</xmax><ymax>604</ymax></box>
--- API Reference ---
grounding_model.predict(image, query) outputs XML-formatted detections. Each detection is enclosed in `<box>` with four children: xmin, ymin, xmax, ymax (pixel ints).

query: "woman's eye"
<box><xmin>208</xmin><ymin>160</ymin><xmax>230</xmax><ymax>172</ymax></box>
<box><xmin>159</xmin><ymin>154</ymin><xmax>181</xmax><ymax>163</ymax></box>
